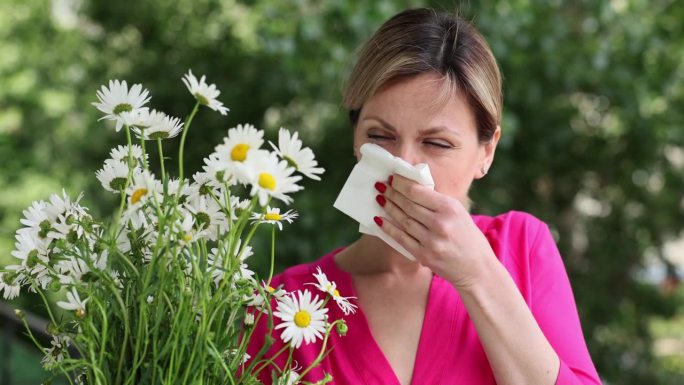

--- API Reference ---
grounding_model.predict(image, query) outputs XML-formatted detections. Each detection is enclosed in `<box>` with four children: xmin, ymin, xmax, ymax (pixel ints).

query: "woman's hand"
<box><xmin>374</xmin><ymin>174</ymin><xmax>497</xmax><ymax>290</ymax></box>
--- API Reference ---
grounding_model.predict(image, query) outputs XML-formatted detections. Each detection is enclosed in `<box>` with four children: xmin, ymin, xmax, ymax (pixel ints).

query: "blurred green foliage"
<box><xmin>1</xmin><ymin>0</ymin><xmax>683</xmax><ymax>383</ymax></box>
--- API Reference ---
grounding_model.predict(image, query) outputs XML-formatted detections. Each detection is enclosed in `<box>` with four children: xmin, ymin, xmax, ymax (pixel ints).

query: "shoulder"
<box><xmin>471</xmin><ymin>210</ymin><xmax>555</xmax><ymax>267</ymax></box>
<box><xmin>472</xmin><ymin>210</ymin><xmax>549</xmax><ymax>243</ymax></box>
<box><xmin>472</xmin><ymin>211</ymin><xmax>561</xmax><ymax>299</ymax></box>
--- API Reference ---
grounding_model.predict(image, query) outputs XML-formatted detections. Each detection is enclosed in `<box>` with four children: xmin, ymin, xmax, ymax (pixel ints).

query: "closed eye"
<box><xmin>424</xmin><ymin>140</ymin><xmax>454</xmax><ymax>149</ymax></box>
<box><xmin>367</xmin><ymin>133</ymin><xmax>395</xmax><ymax>141</ymax></box>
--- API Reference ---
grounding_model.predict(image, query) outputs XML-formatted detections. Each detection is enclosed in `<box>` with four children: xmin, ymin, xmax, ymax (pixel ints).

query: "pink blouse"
<box><xmin>246</xmin><ymin>211</ymin><xmax>602</xmax><ymax>384</ymax></box>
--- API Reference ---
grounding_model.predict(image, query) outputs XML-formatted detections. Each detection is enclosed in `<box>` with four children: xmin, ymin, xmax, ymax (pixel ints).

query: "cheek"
<box><xmin>352</xmin><ymin>129</ymin><xmax>368</xmax><ymax>158</ymax></box>
<box><xmin>429</xmin><ymin>160</ymin><xmax>475</xmax><ymax>196</ymax></box>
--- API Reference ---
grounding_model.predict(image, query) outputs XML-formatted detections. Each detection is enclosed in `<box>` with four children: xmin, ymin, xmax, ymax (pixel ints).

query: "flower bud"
<box><xmin>313</xmin><ymin>374</ymin><xmax>333</xmax><ymax>384</ymax></box>
<box><xmin>49</xmin><ymin>280</ymin><xmax>62</xmax><ymax>292</ymax></box>
<box><xmin>336</xmin><ymin>320</ymin><xmax>348</xmax><ymax>337</ymax></box>
<box><xmin>244</xmin><ymin>313</ymin><xmax>255</xmax><ymax>327</ymax></box>
<box><xmin>46</xmin><ymin>322</ymin><xmax>60</xmax><ymax>335</ymax></box>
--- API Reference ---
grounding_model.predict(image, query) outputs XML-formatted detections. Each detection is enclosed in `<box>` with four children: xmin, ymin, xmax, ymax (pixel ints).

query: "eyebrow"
<box><xmin>362</xmin><ymin>116</ymin><xmax>461</xmax><ymax>136</ymax></box>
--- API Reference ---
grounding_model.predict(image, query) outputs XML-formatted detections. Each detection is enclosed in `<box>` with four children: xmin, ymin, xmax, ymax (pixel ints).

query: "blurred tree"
<box><xmin>0</xmin><ymin>0</ymin><xmax>682</xmax><ymax>383</ymax></box>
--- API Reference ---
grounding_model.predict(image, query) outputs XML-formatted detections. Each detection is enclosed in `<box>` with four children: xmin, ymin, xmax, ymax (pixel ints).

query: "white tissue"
<box><xmin>333</xmin><ymin>143</ymin><xmax>435</xmax><ymax>260</ymax></box>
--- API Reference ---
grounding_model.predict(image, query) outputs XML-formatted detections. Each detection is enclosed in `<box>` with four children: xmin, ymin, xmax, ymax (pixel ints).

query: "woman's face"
<box><xmin>353</xmin><ymin>72</ymin><xmax>499</xmax><ymax>205</ymax></box>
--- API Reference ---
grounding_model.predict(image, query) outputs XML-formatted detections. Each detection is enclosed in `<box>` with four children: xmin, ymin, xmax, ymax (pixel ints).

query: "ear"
<box><xmin>475</xmin><ymin>125</ymin><xmax>501</xmax><ymax>179</ymax></box>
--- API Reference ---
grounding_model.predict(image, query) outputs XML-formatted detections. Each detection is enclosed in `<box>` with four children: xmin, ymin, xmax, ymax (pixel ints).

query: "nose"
<box><xmin>393</xmin><ymin>142</ymin><xmax>424</xmax><ymax>166</ymax></box>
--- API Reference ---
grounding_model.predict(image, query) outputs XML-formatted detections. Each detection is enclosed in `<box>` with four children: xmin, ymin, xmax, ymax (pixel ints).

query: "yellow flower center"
<box><xmin>258</xmin><ymin>173</ymin><xmax>276</xmax><ymax>190</ymax></box>
<box><xmin>131</xmin><ymin>188</ymin><xmax>148</xmax><ymax>204</ymax></box>
<box><xmin>113</xmin><ymin>103</ymin><xmax>133</xmax><ymax>115</ymax></box>
<box><xmin>267</xmin><ymin>286</ymin><xmax>275</xmax><ymax>293</ymax></box>
<box><xmin>264</xmin><ymin>213</ymin><xmax>282</xmax><ymax>221</ymax></box>
<box><xmin>75</xmin><ymin>308</ymin><xmax>86</xmax><ymax>319</ymax></box>
<box><xmin>183</xmin><ymin>233</ymin><xmax>193</xmax><ymax>242</ymax></box>
<box><xmin>231</xmin><ymin>143</ymin><xmax>249</xmax><ymax>161</ymax></box>
<box><xmin>326</xmin><ymin>284</ymin><xmax>340</xmax><ymax>298</ymax></box>
<box><xmin>294</xmin><ymin>310</ymin><xmax>311</xmax><ymax>328</ymax></box>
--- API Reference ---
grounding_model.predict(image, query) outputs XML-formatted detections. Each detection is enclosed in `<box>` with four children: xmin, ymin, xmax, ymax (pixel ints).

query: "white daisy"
<box><xmin>225</xmin><ymin>349</ymin><xmax>251</xmax><ymax>365</ymax></box>
<box><xmin>202</xmin><ymin>154</ymin><xmax>237</xmax><ymax>187</ymax></box>
<box><xmin>234</xmin><ymin>262</ymin><xmax>255</xmax><ymax>284</ymax></box>
<box><xmin>11</xmin><ymin>229</ymin><xmax>51</xmax><ymax>287</ymax></box>
<box><xmin>231</xmin><ymin>197</ymin><xmax>252</xmax><ymax>212</ymax></box>
<box><xmin>56</xmin><ymin>253</ymin><xmax>107</xmax><ymax>286</ymax></box>
<box><xmin>244</xmin><ymin>282</ymin><xmax>287</xmax><ymax>309</ymax></box>
<box><xmin>96</xmin><ymin>159</ymin><xmax>130</xmax><ymax>193</ymax></box>
<box><xmin>250</xmin><ymin>206</ymin><xmax>298</xmax><ymax>230</ymax></box>
<box><xmin>131</xmin><ymin>109</ymin><xmax>184</xmax><ymax>140</ymax></box>
<box><xmin>0</xmin><ymin>265</ymin><xmax>24</xmax><ymax>300</ymax></box>
<box><xmin>167</xmin><ymin>178</ymin><xmax>192</xmax><ymax>200</ymax></box>
<box><xmin>117</xmin><ymin>209</ymin><xmax>157</xmax><ymax>260</ymax></box>
<box><xmin>109</xmin><ymin>144</ymin><xmax>147</xmax><ymax>167</ymax></box>
<box><xmin>128</xmin><ymin>211</ymin><xmax>160</xmax><ymax>248</ymax></box>
<box><xmin>57</xmin><ymin>287</ymin><xmax>89</xmax><ymax>318</ymax></box>
<box><xmin>270</xmin><ymin>128</ymin><xmax>325</xmax><ymax>180</ymax></box>
<box><xmin>188</xmin><ymin>172</ymin><xmax>217</xmax><ymax>200</ymax></box>
<box><xmin>126</xmin><ymin>171</ymin><xmax>162</xmax><ymax>207</ymax></box>
<box><xmin>207</xmin><ymin>247</ymin><xmax>229</xmax><ymax>287</ymax></box>
<box><xmin>307</xmin><ymin>267</ymin><xmax>357</xmax><ymax>315</ymax></box>
<box><xmin>44</xmin><ymin>190</ymin><xmax>88</xmax><ymax>223</ymax></box>
<box><xmin>246</xmin><ymin>152</ymin><xmax>303</xmax><ymax>206</ymax></box>
<box><xmin>41</xmin><ymin>334</ymin><xmax>69</xmax><ymax>369</ymax></box>
<box><xmin>244</xmin><ymin>313</ymin><xmax>255</xmax><ymax>326</ymax></box>
<box><xmin>44</xmin><ymin>192</ymin><xmax>90</xmax><ymax>244</ymax></box>
<box><xmin>207</xmin><ymin>240</ymin><xmax>253</xmax><ymax>287</ymax></box>
<box><xmin>175</xmin><ymin>212</ymin><xmax>199</xmax><ymax>244</ymax></box>
<box><xmin>276</xmin><ymin>369</ymin><xmax>300</xmax><ymax>385</ymax></box>
<box><xmin>110</xmin><ymin>270</ymin><xmax>124</xmax><ymax>290</ymax></box>
<box><xmin>184</xmin><ymin>196</ymin><xmax>229</xmax><ymax>241</ymax></box>
<box><xmin>92</xmin><ymin>79</ymin><xmax>151</xmax><ymax>131</ymax></box>
<box><xmin>182</xmin><ymin>69</ymin><xmax>229</xmax><ymax>115</ymax></box>
<box><xmin>212</xmin><ymin>124</ymin><xmax>266</xmax><ymax>184</ymax></box>
<box><xmin>19</xmin><ymin>200</ymin><xmax>52</xmax><ymax>239</ymax></box>
<box><xmin>273</xmin><ymin>289</ymin><xmax>328</xmax><ymax>348</ymax></box>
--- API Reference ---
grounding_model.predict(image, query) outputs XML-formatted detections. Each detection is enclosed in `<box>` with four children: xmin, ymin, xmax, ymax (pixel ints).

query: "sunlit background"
<box><xmin>1</xmin><ymin>0</ymin><xmax>683</xmax><ymax>384</ymax></box>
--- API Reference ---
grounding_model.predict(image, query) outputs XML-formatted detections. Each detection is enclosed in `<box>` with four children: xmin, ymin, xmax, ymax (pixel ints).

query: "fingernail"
<box><xmin>373</xmin><ymin>216</ymin><xmax>383</xmax><ymax>227</ymax></box>
<box><xmin>374</xmin><ymin>182</ymin><xmax>387</xmax><ymax>193</ymax></box>
<box><xmin>376</xmin><ymin>194</ymin><xmax>386</xmax><ymax>207</ymax></box>
<box><xmin>388</xmin><ymin>175</ymin><xmax>394</xmax><ymax>186</ymax></box>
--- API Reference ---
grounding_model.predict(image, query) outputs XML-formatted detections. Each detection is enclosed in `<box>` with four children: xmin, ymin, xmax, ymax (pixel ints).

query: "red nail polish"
<box><xmin>373</xmin><ymin>216</ymin><xmax>383</xmax><ymax>227</ymax></box>
<box><xmin>388</xmin><ymin>175</ymin><xmax>394</xmax><ymax>186</ymax></box>
<box><xmin>374</xmin><ymin>182</ymin><xmax>387</xmax><ymax>193</ymax></box>
<box><xmin>376</xmin><ymin>194</ymin><xmax>386</xmax><ymax>207</ymax></box>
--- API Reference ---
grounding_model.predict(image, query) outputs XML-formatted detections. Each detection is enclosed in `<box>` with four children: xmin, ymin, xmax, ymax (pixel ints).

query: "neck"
<box><xmin>336</xmin><ymin>235</ymin><xmax>428</xmax><ymax>276</ymax></box>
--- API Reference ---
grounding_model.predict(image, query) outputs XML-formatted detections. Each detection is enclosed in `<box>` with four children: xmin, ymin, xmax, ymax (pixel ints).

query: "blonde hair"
<box><xmin>343</xmin><ymin>8</ymin><xmax>502</xmax><ymax>143</ymax></box>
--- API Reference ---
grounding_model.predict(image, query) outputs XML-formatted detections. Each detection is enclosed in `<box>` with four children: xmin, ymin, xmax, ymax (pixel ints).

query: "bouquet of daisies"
<box><xmin>0</xmin><ymin>70</ymin><xmax>352</xmax><ymax>385</ymax></box>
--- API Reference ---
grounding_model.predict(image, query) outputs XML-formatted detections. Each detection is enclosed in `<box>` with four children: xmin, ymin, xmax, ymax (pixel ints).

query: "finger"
<box><xmin>378</xmin><ymin>194</ymin><xmax>431</xmax><ymax>242</ymax></box>
<box><xmin>382</xmin><ymin>183</ymin><xmax>437</xmax><ymax>229</ymax></box>
<box><xmin>373</xmin><ymin>215</ymin><xmax>423</xmax><ymax>259</ymax></box>
<box><xmin>388</xmin><ymin>174</ymin><xmax>443</xmax><ymax>212</ymax></box>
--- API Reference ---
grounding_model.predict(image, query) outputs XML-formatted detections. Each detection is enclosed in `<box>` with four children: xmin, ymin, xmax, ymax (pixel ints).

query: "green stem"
<box><xmin>95</xmin><ymin>300</ymin><xmax>108</xmax><ymax>373</ymax></box>
<box><xmin>140</xmin><ymin>135</ymin><xmax>149</xmax><ymax>171</ymax></box>
<box><xmin>295</xmin><ymin>320</ymin><xmax>344</xmax><ymax>382</ymax></box>
<box><xmin>178</xmin><ymin>102</ymin><xmax>200</xmax><ymax>182</ymax></box>
<box><xmin>251</xmin><ymin>344</ymin><xmax>291</xmax><ymax>377</ymax></box>
<box><xmin>157</xmin><ymin>138</ymin><xmax>166</xmax><ymax>191</ymax></box>
<box><xmin>267</xmin><ymin>225</ymin><xmax>276</xmax><ymax>285</ymax></box>
<box><xmin>112</xmin><ymin>125</ymin><xmax>135</xmax><ymax>239</ymax></box>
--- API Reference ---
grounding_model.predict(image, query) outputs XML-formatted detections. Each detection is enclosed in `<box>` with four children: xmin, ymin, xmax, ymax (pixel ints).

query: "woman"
<box><xmin>247</xmin><ymin>8</ymin><xmax>602</xmax><ymax>385</ymax></box>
